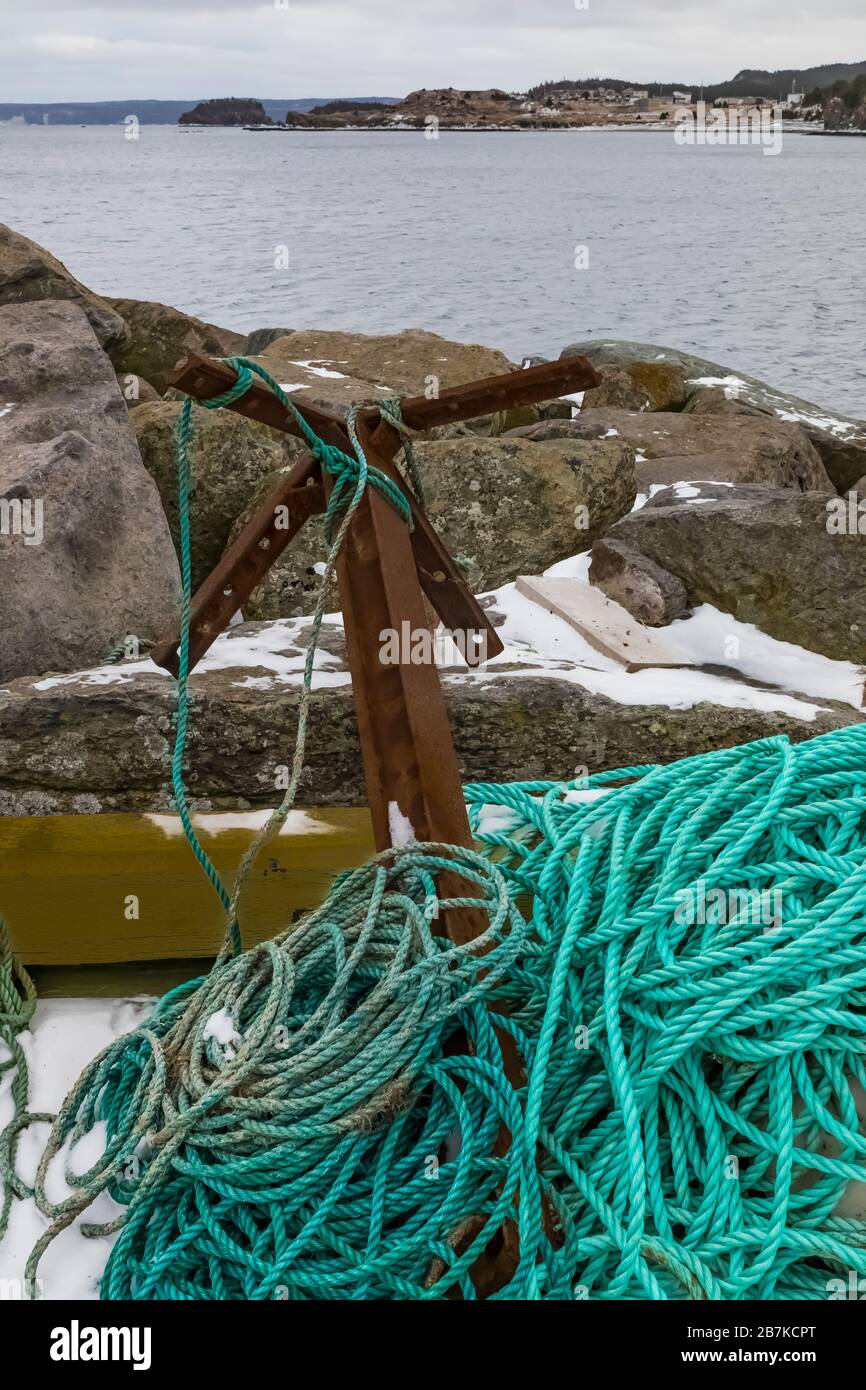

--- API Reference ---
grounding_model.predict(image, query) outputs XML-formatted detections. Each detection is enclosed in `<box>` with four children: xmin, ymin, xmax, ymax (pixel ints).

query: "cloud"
<box><xmin>2</xmin><ymin>1</ymin><xmax>866</xmax><ymax>102</ymax></box>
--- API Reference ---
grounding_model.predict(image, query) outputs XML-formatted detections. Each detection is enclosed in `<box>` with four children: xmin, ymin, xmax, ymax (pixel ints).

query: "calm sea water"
<box><xmin>1</xmin><ymin>124</ymin><xmax>864</xmax><ymax>415</ymax></box>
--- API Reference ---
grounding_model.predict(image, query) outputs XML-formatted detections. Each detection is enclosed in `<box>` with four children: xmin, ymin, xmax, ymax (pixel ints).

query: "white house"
<box><xmin>672</xmin><ymin>90</ymin><xmax>692</xmax><ymax>104</ymax></box>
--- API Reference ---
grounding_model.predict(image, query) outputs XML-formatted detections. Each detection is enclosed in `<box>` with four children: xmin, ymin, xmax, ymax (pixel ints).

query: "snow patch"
<box><xmin>287</xmin><ymin>359</ymin><xmax>348</xmax><ymax>380</ymax></box>
<box><xmin>144</xmin><ymin>810</ymin><xmax>336</xmax><ymax>838</ymax></box>
<box><xmin>203</xmin><ymin>1008</ymin><xmax>242</xmax><ymax>1060</ymax></box>
<box><xmin>388</xmin><ymin>802</ymin><xmax>417</xmax><ymax>847</ymax></box>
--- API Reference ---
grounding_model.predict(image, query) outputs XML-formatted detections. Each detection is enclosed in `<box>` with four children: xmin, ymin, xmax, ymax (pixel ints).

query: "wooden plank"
<box><xmin>0</xmin><ymin>810</ymin><xmax>374</xmax><ymax>967</ymax></box>
<box><xmin>30</xmin><ymin>960</ymin><xmax>214</xmax><ymax>1000</ymax></box>
<box><xmin>394</xmin><ymin>355</ymin><xmax>601</xmax><ymax>431</ymax></box>
<box><xmin>515</xmin><ymin>574</ymin><xmax>686</xmax><ymax>670</ymax></box>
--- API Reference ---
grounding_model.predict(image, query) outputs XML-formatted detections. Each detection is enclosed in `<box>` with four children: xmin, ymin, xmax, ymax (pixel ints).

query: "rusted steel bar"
<box><xmin>165</xmin><ymin>351</ymin><xmax>600</xmax><ymax>439</ymax></box>
<box><xmin>395</xmin><ymin>354</ymin><xmax>600</xmax><ymax>430</ymax></box>
<box><xmin>151</xmin><ymin>461</ymin><xmax>324</xmax><ymax>676</ymax></box>
<box><xmin>323</xmin><ymin>415</ymin><xmax>489</xmax><ymax>944</ymax></box>
<box><xmin>163</xmin><ymin>354</ymin><xmax>507</xmax><ymax>667</ymax></box>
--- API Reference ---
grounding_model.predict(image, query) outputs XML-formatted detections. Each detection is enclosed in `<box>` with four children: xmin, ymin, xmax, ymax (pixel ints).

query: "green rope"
<box><xmin>0</xmin><ymin>922</ymin><xmax>51</xmax><ymax>1243</ymax></box>
<box><xmin>5</xmin><ymin>356</ymin><xmax>866</xmax><ymax>1300</ymax></box>
<box><xmin>102</xmin><ymin>635</ymin><xmax>154</xmax><ymax>665</ymax></box>
<box><xmin>376</xmin><ymin>397</ymin><xmax>426</xmax><ymax>508</ymax></box>
<box><xmin>18</xmin><ymin>725</ymin><xmax>866</xmax><ymax>1299</ymax></box>
<box><xmin>168</xmin><ymin>357</ymin><xmax>413</xmax><ymax>956</ymax></box>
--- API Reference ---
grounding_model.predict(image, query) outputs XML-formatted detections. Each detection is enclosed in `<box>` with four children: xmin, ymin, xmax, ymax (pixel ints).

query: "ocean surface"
<box><xmin>1</xmin><ymin>124</ymin><xmax>864</xmax><ymax>415</ymax></box>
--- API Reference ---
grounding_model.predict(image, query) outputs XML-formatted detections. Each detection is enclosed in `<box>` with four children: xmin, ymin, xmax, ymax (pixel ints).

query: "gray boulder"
<box><xmin>254</xmin><ymin>327</ymin><xmax>517</xmax><ymax>398</ymax></box>
<box><xmin>107</xmin><ymin>296</ymin><xmax>245</xmax><ymax>395</ymax></box>
<box><xmin>0</xmin><ymin>222</ymin><xmax>127</xmax><ymax>349</ymax></box>
<box><xmin>682</xmin><ymin>386</ymin><xmax>766</xmax><ymax>419</ymax></box>
<box><xmin>560</xmin><ymin>339</ymin><xmax>866</xmax><ymax>495</ymax></box>
<box><xmin>244</xmin><ymin>327</ymin><xmax>295</xmax><ymax>355</ymax></box>
<box><xmin>589</xmin><ymin>536</ymin><xmax>690</xmax><ymax>626</ymax></box>
<box><xmin>510</xmin><ymin>410</ymin><xmax>831</xmax><ymax>491</ymax></box>
<box><xmin>115</xmin><ymin>372</ymin><xmax>161</xmax><ymax>409</ymax></box>
<box><xmin>0</xmin><ymin>301</ymin><xmax>180</xmax><ymax>682</ymax></box>
<box><xmin>131</xmin><ymin>401</ymin><xmax>307</xmax><ymax>590</ymax></box>
<box><xmin>596</xmin><ymin>482</ymin><xmax>866</xmax><ymax>661</ymax></box>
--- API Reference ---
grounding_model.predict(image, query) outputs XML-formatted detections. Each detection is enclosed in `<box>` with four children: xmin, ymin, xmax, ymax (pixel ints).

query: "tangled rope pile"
<box><xmin>4</xmin><ymin>361</ymin><xmax>866</xmax><ymax>1299</ymax></box>
<box><xmin>16</xmin><ymin>727</ymin><xmax>866</xmax><ymax>1299</ymax></box>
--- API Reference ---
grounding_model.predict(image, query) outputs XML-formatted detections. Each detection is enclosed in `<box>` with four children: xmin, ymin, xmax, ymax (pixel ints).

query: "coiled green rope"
<box><xmin>18</xmin><ymin>727</ymin><xmax>866</xmax><ymax>1299</ymax></box>
<box><xmin>6</xmin><ymin>363</ymin><xmax>866</xmax><ymax>1300</ymax></box>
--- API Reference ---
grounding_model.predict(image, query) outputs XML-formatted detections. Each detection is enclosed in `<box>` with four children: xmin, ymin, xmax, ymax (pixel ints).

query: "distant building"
<box><xmin>787</xmin><ymin>81</ymin><xmax>805</xmax><ymax>107</ymax></box>
<box><xmin>672</xmin><ymin>90</ymin><xmax>692</xmax><ymax>104</ymax></box>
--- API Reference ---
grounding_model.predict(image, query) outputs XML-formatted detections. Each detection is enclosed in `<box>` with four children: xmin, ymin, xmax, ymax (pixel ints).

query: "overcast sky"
<box><xmin>2</xmin><ymin>1</ymin><xmax>865</xmax><ymax>102</ymax></box>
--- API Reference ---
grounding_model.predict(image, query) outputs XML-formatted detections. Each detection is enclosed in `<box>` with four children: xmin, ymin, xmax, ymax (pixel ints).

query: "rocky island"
<box><xmin>179</xmin><ymin>97</ymin><xmax>272</xmax><ymax>127</ymax></box>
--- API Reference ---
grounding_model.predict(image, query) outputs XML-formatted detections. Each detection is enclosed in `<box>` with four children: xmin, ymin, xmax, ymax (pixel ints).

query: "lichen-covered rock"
<box><xmin>560</xmin><ymin>338</ymin><xmax>866</xmax><ymax>495</ymax></box>
<box><xmin>0</xmin><ymin>222</ymin><xmax>127</xmax><ymax>348</ymax></box>
<box><xmin>131</xmin><ymin>402</ymin><xmax>307</xmax><ymax>588</ymax></box>
<box><xmin>627</xmin><ymin>361</ymin><xmax>689</xmax><ymax>410</ymax></box>
<box><xmin>0</xmin><ymin>301</ymin><xmax>180</xmax><ymax>681</ymax></box>
<box><xmin>589</xmin><ymin>536</ymin><xmax>690</xmax><ymax>626</ymax></box>
<box><xmin>230</xmin><ymin>431</ymin><xmax>636</xmax><ymax>617</ymax></box>
<box><xmin>255</xmin><ymin>327</ymin><xmax>517</xmax><ymax>399</ymax></box>
<box><xmin>107</xmin><ymin>297</ymin><xmax>245</xmax><ymax>395</ymax></box>
<box><xmin>411</xmin><ymin>434</ymin><xmax>637</xmax><ymax>589</ymax></box>
<box><xmin>580</xmin><ymin>365</ymin><xmax>653</xmax><ymax>412</ymax></box>
<box><xmin>581</xmin><ymin>362</ymin><xmax>688</xmax><ymax>413</ymax></box>
<box><xmin>510</xmin><ymin>410</ymin><xmax>831</xmax><ymax>491</ymax></box>
<box><xmin>601</xmin><ymin>482</ymin><xmax>866</xmax><ymax>661</ymax></box>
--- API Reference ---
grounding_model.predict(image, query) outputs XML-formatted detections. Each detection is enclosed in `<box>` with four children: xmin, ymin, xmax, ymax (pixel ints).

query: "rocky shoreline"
<box><xmin>1</xmin><ymin>220</ymin><xmax>864</xmax><ymax>814</ymax></box>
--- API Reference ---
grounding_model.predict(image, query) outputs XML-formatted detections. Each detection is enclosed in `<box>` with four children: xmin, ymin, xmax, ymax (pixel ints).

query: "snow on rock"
<box><xmin>23</xmin><ymin>536</ymin><xmax>863</xmax><ymax>725</ymax></box>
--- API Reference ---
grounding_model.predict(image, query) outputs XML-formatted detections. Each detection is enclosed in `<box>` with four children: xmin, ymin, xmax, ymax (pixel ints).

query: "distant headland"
<box><xmin>172</xmin><ymin>64</ymin><xmax>866</xmax><ymax>134</ymax></box>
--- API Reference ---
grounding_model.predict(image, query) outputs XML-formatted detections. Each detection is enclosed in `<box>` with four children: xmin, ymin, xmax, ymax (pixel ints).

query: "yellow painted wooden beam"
<box><xmin>0</xmin><ymin>810</ymin><xmax>375</xmax><ymax>969</ymax></box>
